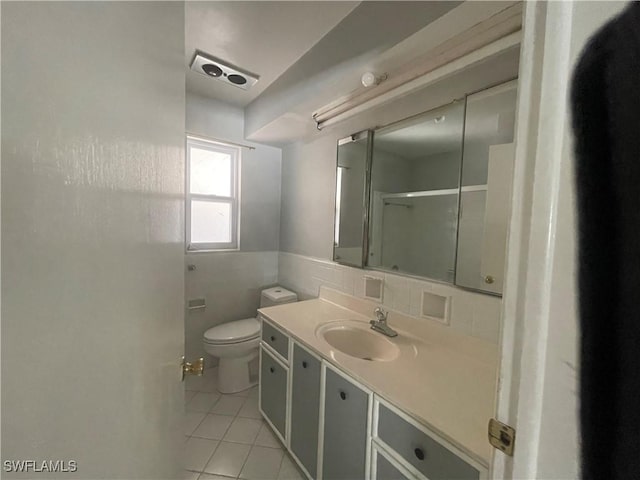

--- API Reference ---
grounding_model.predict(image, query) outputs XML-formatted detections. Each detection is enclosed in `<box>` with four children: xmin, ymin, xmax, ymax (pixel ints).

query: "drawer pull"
<box><xmin>414</xmin><ymin>448</ymin><xmax>425</xmax><ymax>461</ymax></box>
<box><xmin>302</xmin><ymin>360</ymin><xmax>308</xmax><ymax>368</ymax></box>
<box><xmin>269</xmin><ymin>367</ymin><xmax>275</xmax><ymax>373</ymax></box>
<box><xmin>270</xmin><ymin>335</ymin><xmax>276</xmax><ymax>342</ymax></box>
<box><xmin>339</xmin><ymin>390</ymin><xmax>347</xmax><ymax>400</ymax></box>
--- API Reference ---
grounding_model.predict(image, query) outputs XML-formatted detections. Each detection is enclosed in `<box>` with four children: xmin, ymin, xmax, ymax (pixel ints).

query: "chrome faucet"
<box><xmin>369</xmin><ymin>307</ymin><xmax>397</xmax><ymax>337</ymax></box>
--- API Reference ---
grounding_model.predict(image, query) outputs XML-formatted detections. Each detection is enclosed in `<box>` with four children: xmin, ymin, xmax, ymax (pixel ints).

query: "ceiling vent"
<box><xmin>190</xmin><ymin>52</ymin><xmax>259</xmax><ymax>91</ymax></box>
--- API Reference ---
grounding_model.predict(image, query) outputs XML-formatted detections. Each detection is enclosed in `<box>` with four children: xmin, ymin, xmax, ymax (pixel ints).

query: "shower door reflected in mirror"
<box><xmin>368</xmin><ymin>102</ymin><xmax>465</xmax><ymax>281</ymax></box>
<box><xmin>333</xmin><ymin>131</ymin><xmax>372</xmax><ymax>267</ymax></box>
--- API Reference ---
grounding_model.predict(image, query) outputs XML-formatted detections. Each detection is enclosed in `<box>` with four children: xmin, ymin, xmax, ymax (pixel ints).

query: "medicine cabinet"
<box><xmin>332</xmin><ymin>80</ymin><xmax>517</xmax><ymax>295</ymax></box>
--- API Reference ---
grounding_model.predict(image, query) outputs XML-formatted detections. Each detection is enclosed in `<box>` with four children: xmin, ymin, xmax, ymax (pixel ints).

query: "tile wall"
<box><xmin>186</xmin><ymin>251</ymin><xmax>279</xmax><ymax>363</ymax></box>
<box><xmin>278</xmin><ymin>252</ymin><xmax>502</xmax><ymax>344</ymax></box>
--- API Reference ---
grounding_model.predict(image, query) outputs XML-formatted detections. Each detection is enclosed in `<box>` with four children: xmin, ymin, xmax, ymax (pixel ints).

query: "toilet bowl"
<box><xmin>203</xmin><ymin>286</ymin><xmax>298</xmax><ymax>394</ymax></box>
<box><xmin>203</xmin><ymin>318</ymin><xmax>261</xmax><ymax>394</ymax></box>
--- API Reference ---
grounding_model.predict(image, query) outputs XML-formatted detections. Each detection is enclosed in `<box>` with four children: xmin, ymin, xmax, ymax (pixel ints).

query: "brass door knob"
<box><xmin>484</xmin><ymin>275</ymin><xmax>495</xmax><ymax>285</ymax></box>
<box><xmin>181</xmin><ymin>357</ymin><xmax>204</xmax><ymax>381</ymax></box>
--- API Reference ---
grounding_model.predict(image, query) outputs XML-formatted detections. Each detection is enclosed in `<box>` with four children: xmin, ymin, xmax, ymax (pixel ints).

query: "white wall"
<box><xmin>410</xmin><ymin>152</ymin><xmax>461</xmax><ymax>190</ymax></box>
<box><xmin>185</xmin><ymin>251</ymin><xmax>278</xmax><ymax>363</ymax></box>
<box><xmin>185</xmin><ymin>93</ymin><xmax>282</xmax><ymax>363</ymax></box>
<box><xmin>2</xmin><ymin>2</ymin><xmax>185</xmax><ymax>477</ymax></box>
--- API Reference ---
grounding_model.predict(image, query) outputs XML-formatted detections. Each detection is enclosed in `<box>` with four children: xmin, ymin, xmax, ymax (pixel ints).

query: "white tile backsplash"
<box><xmin>385</xmin><ymin>274</ymin><xmax>409</xmax><ymax>311</ymax></box>
<box><xmin>278</xmin><ymin>252</ymin><xmax>502</xmax><ymax>344</ymax></box>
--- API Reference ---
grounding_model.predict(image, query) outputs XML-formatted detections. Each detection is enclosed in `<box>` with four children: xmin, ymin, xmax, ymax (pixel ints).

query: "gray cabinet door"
<box><xmin>290</xmin><ymin>343</ymin><xmax>321</xmax><ymax>478</ymax></box>
<box><xmin>322</xmin><ymin>367</ymin><xmax>370</xmax><ymax>480</ymax></box>
<box><xmin>260</xmin><ymin>346</ymin><xmax>288</xmax><ymax>439</ymax></box>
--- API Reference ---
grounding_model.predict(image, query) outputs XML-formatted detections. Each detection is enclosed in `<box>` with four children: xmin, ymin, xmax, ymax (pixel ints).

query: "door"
<box><xmin>259</xmin><ymin>346</ymin><xmax>289</xmax><ymax>441</ymax></box>
<box><xmin>321</xmin><ymin>365</ymin><xmax>371</xmax><ymax>480</ymax></box>
<box><xmin>1</xmin><ymin>2</ymin><xmax>186</xmax><ymax>478</ymax></box>
<box><xmin>290</xmin><ymin>343</ymin><xmax>322</xmax><ymax>478</ymax></box>
<box><xmin>494</xmin><ymin>1</ymin><xmax>626</xmax><ymax>478</ymax></box>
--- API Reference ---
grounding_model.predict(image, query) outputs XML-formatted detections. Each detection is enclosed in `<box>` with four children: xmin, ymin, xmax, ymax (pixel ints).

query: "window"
<box><xmin>186</xmin><ymin>136</ymin><xmax>240</xmax><ymax>251</ymax></box>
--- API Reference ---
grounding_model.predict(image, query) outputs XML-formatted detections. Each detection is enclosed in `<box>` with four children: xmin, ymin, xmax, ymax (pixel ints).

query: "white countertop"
<box><xmin>258</xmin><ymin>287</ymin><xmax>499</xmax><ymax>466</ymax></box>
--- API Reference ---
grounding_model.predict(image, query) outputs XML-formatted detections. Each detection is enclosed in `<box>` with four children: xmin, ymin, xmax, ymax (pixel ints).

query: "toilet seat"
<box><xmin>204</xmin><ymin>318</ymin><xmax>260</xmax><ymax>345</ymax></box>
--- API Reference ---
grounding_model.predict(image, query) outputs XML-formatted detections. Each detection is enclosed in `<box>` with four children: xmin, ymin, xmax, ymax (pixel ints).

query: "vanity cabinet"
<box><xmin>290</xmin><ymin>343</ymin><xmax>322</xmax><ymax>478</ymax></box>
<box><xmin>321</xmin><ymin>365</ymin><xmax>372</xmax><ymax>480</ymax></box>
<box><xmin>372</xmin><ymin>398</ymin><xmax>485</xmax><ymax>480</ymax></box>
<box><xmin>259</xmin><ymin>345</ymin><xmax>288</xmax><ymax>442</ymax></box>
<box><xmin>258</xmin><ymin>316</ymin><xmax>487</xmax><ymax>480</ymax></box>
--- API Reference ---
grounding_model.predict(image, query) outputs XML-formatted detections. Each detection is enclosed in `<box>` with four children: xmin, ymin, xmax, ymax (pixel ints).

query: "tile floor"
<box><xmin>184</xmin><ymin>368</ymin><xmax>304</xmax><ymax>480</ymax></box>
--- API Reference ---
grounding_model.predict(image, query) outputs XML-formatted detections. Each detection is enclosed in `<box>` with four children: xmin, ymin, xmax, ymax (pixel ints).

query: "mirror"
<box><xmin>367</xmin><ymin>102</ymin><xmax>465</xmax><ymax>281</ymax></box>
<box><xmin>332</xmin><ymin>79</ymin><xmax>516</xmax><ymax>295</ymax></box>
<box><xmin>333</xmin><ymin>131</ymin><xmax>372</xmax><ymax>267</ymax></box>
<box><xmin>455</xmin><ymin>81</ymin><xmax>517</xmax><ymax>294</ymax></box>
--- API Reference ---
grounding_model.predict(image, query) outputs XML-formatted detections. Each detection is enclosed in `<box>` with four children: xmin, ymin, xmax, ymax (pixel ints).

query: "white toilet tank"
<box><xmin>260</xmin><ymin>286</ymin><xmax>298</xmax><ymax>308</ymax></box>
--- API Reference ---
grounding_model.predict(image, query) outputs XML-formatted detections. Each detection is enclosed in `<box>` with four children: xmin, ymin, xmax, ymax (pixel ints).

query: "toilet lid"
<box><xmin>204</xmin><ymin>318</ymin><xmax>260</xmax><ymax>345</ymax></box>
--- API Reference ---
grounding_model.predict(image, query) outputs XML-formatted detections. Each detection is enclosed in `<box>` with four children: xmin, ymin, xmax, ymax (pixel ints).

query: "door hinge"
<box><xmin>488</xmin><ymin>418</ymin><xmax>515</xmax><ymax>456</ymax></box>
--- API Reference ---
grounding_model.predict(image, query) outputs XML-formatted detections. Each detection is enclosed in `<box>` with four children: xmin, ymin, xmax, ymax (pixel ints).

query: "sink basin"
<box><xmin>316</xmin><ymin>320</ymin><xmax>400</xmax><ymax>362</ymax></box>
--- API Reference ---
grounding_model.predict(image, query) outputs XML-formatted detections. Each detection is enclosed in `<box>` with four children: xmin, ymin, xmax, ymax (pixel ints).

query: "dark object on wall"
<box><xmin>571</xmin><ymin>3</ymin><xmax>640</xmax><ymax>479</ymax></box>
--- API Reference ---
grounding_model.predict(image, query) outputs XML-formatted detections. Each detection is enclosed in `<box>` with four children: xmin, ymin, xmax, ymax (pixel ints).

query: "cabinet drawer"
<box><xmin>261</xmin><ymin>319</ymin><xmax>289</xmax><ymax>361</ymax></box>
<box><xmin>377</xmin><ymin>404</ymin><xmax>479</xmax><ymax>480</ymax></box>
<box><xmin>259</xmin><ymin>346</ymin><xmax>288</xmax><ymax>440</ymax></box>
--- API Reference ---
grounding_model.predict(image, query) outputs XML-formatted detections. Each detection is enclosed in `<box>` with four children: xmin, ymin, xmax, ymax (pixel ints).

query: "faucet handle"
<box><xmin>374</xmin><ymin>307</ymin><xmax>387</xmax><ymax>321</ymax></box>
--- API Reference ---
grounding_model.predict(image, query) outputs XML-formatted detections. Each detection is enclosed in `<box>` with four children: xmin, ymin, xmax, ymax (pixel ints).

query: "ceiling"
<box><xmin>185</xmin><ymin>1</ymin><xmax>359</xmax><ymax>106</ymax></box>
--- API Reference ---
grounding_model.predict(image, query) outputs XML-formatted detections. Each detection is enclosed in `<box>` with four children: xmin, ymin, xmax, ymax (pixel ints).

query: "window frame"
<box><xmin>186</xmin><ymin>135</ymin><xmax>241</xmax><ymax>252</ymax></box>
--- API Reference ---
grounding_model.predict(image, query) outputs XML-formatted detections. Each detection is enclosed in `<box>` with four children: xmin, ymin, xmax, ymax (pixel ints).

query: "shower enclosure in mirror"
<box><xmin>368</xmin><ymin>102</ymin><xmax>465</xmax><ymax>281</ymax></box>
<box><xmin>333</xmin><ymin>131</ymin><xmax>372</xmax><ymax>267</ymax></box>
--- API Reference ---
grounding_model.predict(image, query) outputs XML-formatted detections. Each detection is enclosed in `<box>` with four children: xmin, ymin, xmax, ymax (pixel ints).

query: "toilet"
<box><xmin>203</xmin><ymin>286</ymin><xmax>298</xmax><ymax>393</ymax></box>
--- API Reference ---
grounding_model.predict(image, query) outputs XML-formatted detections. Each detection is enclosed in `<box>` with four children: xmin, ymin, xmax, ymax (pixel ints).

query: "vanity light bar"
<box><xmin>314</xmin><ymin>32</ymin><xmax>521</xmax><ymax>130</ymax></box>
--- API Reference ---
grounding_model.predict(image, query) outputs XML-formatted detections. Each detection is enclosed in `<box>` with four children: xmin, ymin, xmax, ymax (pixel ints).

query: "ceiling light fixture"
<box><xmin>313</xmin><ymin>32</ymin><xmax>521</xmax><ymax>130</ymax></box>
<box><xmin>361</xmin><ymin>72</ymin><xmax>387</xmax><ymax>88</ymax></box>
